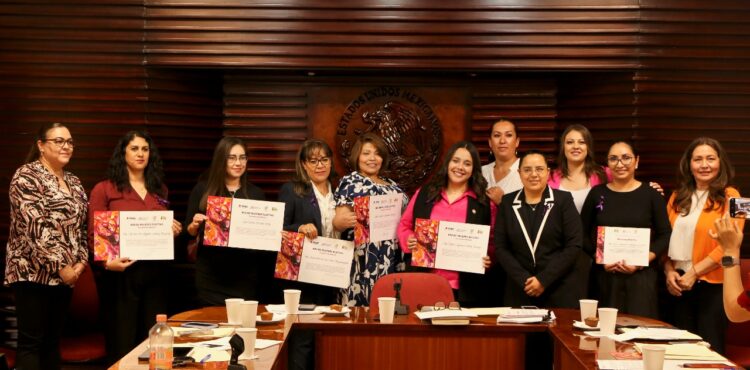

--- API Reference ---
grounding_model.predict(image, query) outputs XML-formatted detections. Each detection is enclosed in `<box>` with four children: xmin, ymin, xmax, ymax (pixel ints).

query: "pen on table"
<box><xmin>199</xmin><ymin>354</ymin><xmax>211</xmax><ymax>363</ymax></box>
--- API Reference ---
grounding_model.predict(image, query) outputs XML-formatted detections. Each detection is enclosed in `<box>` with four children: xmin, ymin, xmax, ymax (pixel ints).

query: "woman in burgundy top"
<box><xmin>88</xmin><ymin>131</ymin><xmax>182</xmax><ymax>362</ymax></box>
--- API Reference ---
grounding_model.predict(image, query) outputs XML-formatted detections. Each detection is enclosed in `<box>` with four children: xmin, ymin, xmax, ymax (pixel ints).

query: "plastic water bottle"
<box><xmin>149</xmin><ymin>314</ymin><xmax>173</xmax><ymax>370</ymax></box>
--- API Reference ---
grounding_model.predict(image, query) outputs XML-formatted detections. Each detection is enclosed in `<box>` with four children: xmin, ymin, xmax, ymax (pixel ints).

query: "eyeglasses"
<box><xmin>307</xmin><ymin>157</ymin><xmax>331</xmax><ymax>167</ymax></box>
<box><xmin>44</xmin><ymin>137</ymin><xmax>75</xmax><ymax>148</ymax></box>
<box><xmin>434</xmin><ymin>301</ymin><xmax>461</xmax><ymax>311</ymax></box>
<box><xmin>607</xmin><ymin>155</ymin><xmax>634</xmax><ymax>166</ymax></box>
<box><xmin>520</xmin><ymin>166</ymin><xmax>548</xmax><ymax>176</ymax></box>
<box><xmin>227</xmin><ymin>155</ymin><xmax>248</xmax><ymax>164</ymax></box>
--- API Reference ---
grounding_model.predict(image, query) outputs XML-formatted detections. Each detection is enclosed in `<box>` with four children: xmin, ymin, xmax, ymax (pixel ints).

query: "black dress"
<box><xmin>580</xmin><ymin>183</ymin><xmax>671</xmax><ymax>319</ymax></box>
<box><xmin>184</xmin><ymin>181</ymin><xmax>273</xmax><ymax>306</ymax></box>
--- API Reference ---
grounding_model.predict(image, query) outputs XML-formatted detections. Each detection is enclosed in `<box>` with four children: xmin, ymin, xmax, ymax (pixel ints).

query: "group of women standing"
<box><xmin>5</xmin><ymin>120</ymin><xmax>741</xmax><ymax>369</ymax></box>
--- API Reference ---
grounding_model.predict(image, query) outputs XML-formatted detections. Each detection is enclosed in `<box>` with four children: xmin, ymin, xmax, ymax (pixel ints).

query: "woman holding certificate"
<box><xmin>397</xmin><ymin>141</ymin><xmax>495</xmax><ymax>307</ymax></box>
<box><xmin>87</xmin><ymin>131</ymin><xmax>182</xmax><ymax>361</ymax></box>
<box><xmin>6</xmin><ymin>122</ymin><xmax>88</xmax><ymax>370</ymax></box>
<box><xmin>278</xmin><ymin>138</ymin><xmax>339</xmax><ymax>304</ymax></box>
<box><xmin>663</xmin><ymin>137</ymin><xmax>740</xmax><ymax>353</ymax></box>
<box><xmin>185</xmin><ymin>137</ymin><xmax>268</xmax><ymax>305</ymax></box>
<box><xmin>494</xmin><ymin>151</ymin><xmax>583</xmax><ymax>308</ymax></box>
<box><xmin>580</xmin><ymin>141</ymin><xmax>671</xmax><ymax>318</ymax></box>
<box><xmin>482</xmin><ymin>119</ymin><xmax>524</xmax><ymax>205</ymax></box>
<box><xmin>333</xmin><ymin>133</ymin><xmax>408</xmax><ymax>307</ymax></box>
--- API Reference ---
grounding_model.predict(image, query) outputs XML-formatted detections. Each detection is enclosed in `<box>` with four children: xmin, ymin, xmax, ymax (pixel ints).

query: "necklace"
<box><xmin>527</xmin><ymin>202</ymin><xmax>540</xmax><ymax>211</ymax></box>
<box><xmin>692</xmin><ymin>190</ymin><xmax>708</xmax><ymax>213</ymax></box>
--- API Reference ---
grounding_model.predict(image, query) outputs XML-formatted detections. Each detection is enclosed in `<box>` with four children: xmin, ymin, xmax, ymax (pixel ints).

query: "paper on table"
<box><xmin>172</xmin><ymin>327</ymin><xmax>235</xmax><ymax>338</ymax></box>
<box><xmin>497</xmin><ymin>311</ymin><xmax>556</xmax><ymax>324</ymax></box>
<box><xmin>265</xmin><ymin>304</ymin><xmax>328</xmax><ymax>315</ymax></box>
<box><xmin>414</xmin><ymin>308</ymin><xmax>478</xmax><ymax>320</ymax></box>
<box><xmin>188</xmin><ymin>347</ymin><xmax>230</xmax><ymax>363</ymax></box>
<box><xmin>465</xmin><ymin>307</ymin><xmax>510</xmax><ymax>316</ymax></box>
<box><xmin>255</xmin><ymin>339</ymin><xmax>283</xmax><ymax>350</ymax></box>
<box><xmin>597</xmin><ymin>359</ymin><xmax>736</xmax><ymax>370</ymax></box>
<box><xmin>612</xmin><ymin>327</ymin><xmax>702</xmax><ymax>342</ymax></box>
<box><xmin>634</xmin><ymin>343</ymin><xmax>727</xmax><ymax>361</ymax></box>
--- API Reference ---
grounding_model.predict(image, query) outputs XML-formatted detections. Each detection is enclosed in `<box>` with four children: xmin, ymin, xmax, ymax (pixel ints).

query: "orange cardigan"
<box><xmin>667</xmin><ymin>187</ymin><xmax>743</xmax><ymax>284</ymax></box>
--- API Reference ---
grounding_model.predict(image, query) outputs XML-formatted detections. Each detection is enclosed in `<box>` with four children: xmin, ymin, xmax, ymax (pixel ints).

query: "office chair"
<box><xmin>369</xmin><ymin>272</ymin><xmax>454</xmax><ymax>317</ymax></box>
<box><xmin>59</xmin><ymin>265</ymin><xmax>106</xmax><ymax>363</ymax></box>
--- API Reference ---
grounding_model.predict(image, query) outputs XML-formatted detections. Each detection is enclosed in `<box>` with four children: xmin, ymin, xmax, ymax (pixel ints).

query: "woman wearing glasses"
<box><xmin>663</xmin><ymin>137</ymin><xmax>740</xmax><ymax>353</ymax></box>
<box><xmin>333</xmin><ymin>133</ymin><xmax>408</xmax><ymax>307</ymax></box>
<box><xmin>278</xmin><ymin>139</ymin><xmax>339</xmax><ymax>304</ymax></box>
<box><xmin>87</xmin><ymin>131</ymin><xmax>182</xmax><ymax>362</ymax></box>
<box><xmin>581</xmin><ymin>141</ymin><xmax>671</xmax><ymax>318</ymax></box>
<box><xmin>6</xmin><ymin>122</ymin><xmax>88</xmax><ymax>370</ymax></box>
<box><xmin>398</xmin><ymin>141</ymin><xmax>494</xmax><ymax>307</ymax></box>
<box><xmin>184</xmin><ymin>137</ymin><xmax>268</xmax><ymax>305</ymax></box>
<box><xmin>482</xmin><ymin>119</ymin><xmax>524</xmax><ymax>206</ymax></box>
<box><xmin>494</xmin><ymin>151</ymin><xmax>583</xmax><ymax>308</ymax></box>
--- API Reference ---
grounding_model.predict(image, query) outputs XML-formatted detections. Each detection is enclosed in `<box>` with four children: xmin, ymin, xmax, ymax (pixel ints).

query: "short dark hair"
<box><xmin>348</xmin><ymin>132</ymin><xmax>390</xmax><ymax>173</ymax></box>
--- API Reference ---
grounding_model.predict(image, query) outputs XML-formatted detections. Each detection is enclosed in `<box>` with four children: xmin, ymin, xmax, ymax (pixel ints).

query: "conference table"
<box><xmin>109</xmin><ymin>306</ymin><xmax>726</xmax><ymax>370</ymax></box>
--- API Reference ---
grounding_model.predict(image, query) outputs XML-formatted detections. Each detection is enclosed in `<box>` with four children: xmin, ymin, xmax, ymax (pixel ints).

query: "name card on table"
<box><xmin>353</xmin><ymin>193</ymin><xmax>403</xmax><ymax>245</ymax></box>
<box><xmin>203</xmin><ymin>196</ymin><xmax>285</xmax><ymax>252</ymax></box>
<box><xmin>411</xmin><ymin>218</ymin><xmax>489</xmax><ymax>274</ymax></box>
<box><xmin>596</xmin><ymin>226</ymin><xmax>650</xmax><ymax>266</ymax></box>
<box><xmin>93</xmin><ymin>210</ymin><xmax>174</xmax><ymax>261</ymax></box>
<box><xmin>274</xmin><ymin>231</ymin><xmax>355</xmax><ymax>289</ymax></box>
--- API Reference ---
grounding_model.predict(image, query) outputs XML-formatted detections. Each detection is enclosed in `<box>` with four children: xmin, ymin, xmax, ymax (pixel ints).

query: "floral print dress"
<box><xmin>335</xmin><ymin>171</ymin><xmax>408</xmax><ymax>306</ymax></box>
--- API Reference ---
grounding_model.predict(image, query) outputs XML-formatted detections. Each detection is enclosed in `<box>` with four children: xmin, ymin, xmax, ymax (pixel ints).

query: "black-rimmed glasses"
<box><xmin>44</xmin><ymin>137</ymin><xmax>75</xmax><ymax>148</ymax></box>
<box><xmin>307</xmin><ymin>157</ymin><xmax>331</xmax><ymax>167</ymax></box>
<box><xmin>434</xmin><ymin>301</ymin><xmax>460</xmax><ymax>311</ymax></box>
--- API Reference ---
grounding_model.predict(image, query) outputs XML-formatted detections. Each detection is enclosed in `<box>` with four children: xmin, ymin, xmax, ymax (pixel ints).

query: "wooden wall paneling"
<box><xmin>143</xmin><ymin>68</ymin><xmax>225</xmax><ymax>226</ymax></box>
<box><xmin>469</xmin><ymin>78</ymin><xmax>558</xmax><ymax>166</ymax></box>
<box><xmin>223</xmin><ymin>74</ymin><xmax>310</xmax><ymax>199</ymax></box>
<box><xmin>0</xmin><ymin>0</ymin><xmax>147</xmax><ymax>265</ymax></box>
<box><xmin>557</xmin><ymin>73</ymin><xmax>637</xmax><ymax>172</ymax></box>
<box><xmin>144</xmin><ymin>0</ymin><xmax>640</xmax><ymax>70</ymax></box>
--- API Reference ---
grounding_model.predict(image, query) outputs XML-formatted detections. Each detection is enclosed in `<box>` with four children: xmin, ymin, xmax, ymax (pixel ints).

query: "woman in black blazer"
<box><xmin>277</xmin><ymin>138</ymin><xmax>339</xmax><ymax>305</ymax></box>
<box><xmin>494</xmin><ymin>151</ymin><xmax>583</xmax><ymax>309</ymax></box>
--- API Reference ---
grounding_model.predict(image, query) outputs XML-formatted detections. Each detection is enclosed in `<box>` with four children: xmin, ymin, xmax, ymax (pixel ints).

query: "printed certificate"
<box><xmin>596</xmin><ymin>226</ymin><xmax>650</xmax><ymax>266</ymax></box>
<box><xmin>274</xmin><ymin>231</ymin><xmax>355</xmax><ymax>288</ymax></box>
<box><xmin>412</xmin><ymin>219</ymin><xmax>489</xmax><ymax>274</ymax></box>
<box><xmin>93</xmin><ymin>211</ymin><xmax>174</xmax><ymax>261</ymax></box>
<box><xmin>353</xmin><ymin>193</ymin><xmax>403</xmax><ymax>245</ymax></box>
<box><xmin>204</xmin><ymin>196</ymin><xmax>285</xmax><ymax>251</ymax></box>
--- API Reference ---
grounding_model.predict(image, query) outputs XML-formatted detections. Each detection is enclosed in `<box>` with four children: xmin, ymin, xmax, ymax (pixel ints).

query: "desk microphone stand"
<box><xmin>393</xmin><ymin>279</ymin><xmax>409</xmax><ymax>315</ymax></box>
<box><xmin>228</xmin><ymin>334</ymin><xmax>248</xmax><ymax>370</ymax></box>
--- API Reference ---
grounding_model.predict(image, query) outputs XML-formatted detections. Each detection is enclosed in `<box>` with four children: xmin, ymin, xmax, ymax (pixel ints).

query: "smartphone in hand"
<box><xmin>729</xmin><ymin>197</ymin><xmax>750</xmax><ymax>219</ymax></box>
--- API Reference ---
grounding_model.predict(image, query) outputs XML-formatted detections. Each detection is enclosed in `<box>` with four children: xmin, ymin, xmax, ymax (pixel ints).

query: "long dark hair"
<box><xmin>106</xmin><ymin>130</ymin><xmax>165</xmax><ymax>197</ymax></box>
<box><xmin>424</xmin><ymin>141</ymin><xmax>488</xmax><ymax>205</ymax></box>
<box><xmin>25</xmin><ymin>122</ymin><xmax>67</xmax><ymax>163</ymax></box>
<box><xmin>199</xmin><ymin>137</ymin><xmax>251</xmax><ymax>211</ymax></box>
<box><xmin>291</xmin><ymin>139</ymin><xmax>338</xmax><ymax>197</ymax></box>
<box><xmin>672</xmin><ymin>137</ymin><xmax>734</xmax><ymax>215</ymax></box>
<box><xmin>556</xmin><ymin>124</ymin><xmax>607</xmax><ymax>184</ymax></box>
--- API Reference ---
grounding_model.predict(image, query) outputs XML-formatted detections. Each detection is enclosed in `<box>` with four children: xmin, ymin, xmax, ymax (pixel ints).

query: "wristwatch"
<box><xmin>721</xmin><ymin>255</ymin><xmax>740</xmax><ymax>267</ymax></box>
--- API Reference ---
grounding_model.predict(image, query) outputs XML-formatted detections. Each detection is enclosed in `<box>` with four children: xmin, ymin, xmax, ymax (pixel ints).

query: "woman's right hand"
<box><xmin>486</xmin><ymin>187</ymin><xmax>504</xmax><ymax>205</ymax></box>
<box><xmin>407</xmin><ymin>236</ymin><xmax>417</xmax><ymax>250</ymax></box>
<box><xmin>665</xmin><ymin>270</ymin><xmax>683</xmax><ymax>297</ymax></box>
<box><xmin>59</xmin><ymin>265</ymin><xmax>78</xmax><ymax>287</ymax></box>
<box><xmin>333</xmin><ymin>206</ymin><xmax>357</xmax><ymax>231</ymax></box>
<box><xmin>298</xmin><ymin>223</ymin><xmax>319</xmax><ymax>240</ymax></box>
<box><xmin>187</xmin><ymin>213</ymin><xmax>207</xmax><ymax>236</ymax></box>
<box><xmin>105</xmin><ymin>258</ymin><xmax>136</xmax><ymax>272</ymax></box>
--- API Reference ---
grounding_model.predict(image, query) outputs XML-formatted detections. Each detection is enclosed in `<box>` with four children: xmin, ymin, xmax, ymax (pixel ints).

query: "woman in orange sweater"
<box><xmin>664</xmin><ymin>137</ymin><xmax>742</xmax><ymax>353</ymax></box>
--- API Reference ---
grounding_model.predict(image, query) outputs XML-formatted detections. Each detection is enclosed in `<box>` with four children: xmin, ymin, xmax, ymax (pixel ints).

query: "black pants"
<box><xmin>99</xmin><ymin>262</ymin><xmax>168</xmax><ymax>363</ymax></box>
<box><xmin>668</xmin><ymin>281</ymin><xmax>727</xmax><ymax>354</ymax></box>
<box><xmin>13</xmin><ymin>282</ymin><xmax>72</xmax><ymax>370</ymax></box>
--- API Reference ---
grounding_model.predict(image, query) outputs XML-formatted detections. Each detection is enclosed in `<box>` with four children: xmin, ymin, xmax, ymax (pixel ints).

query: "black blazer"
<box><xmin>278</xmin><ymin>182</ymin><xmax>323</xmax><ymax>234</ymax></box>
<box><xmin>494</xmin><ymin>187</ymin><xmax>582</xmax><ymax>307</ymax></box>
